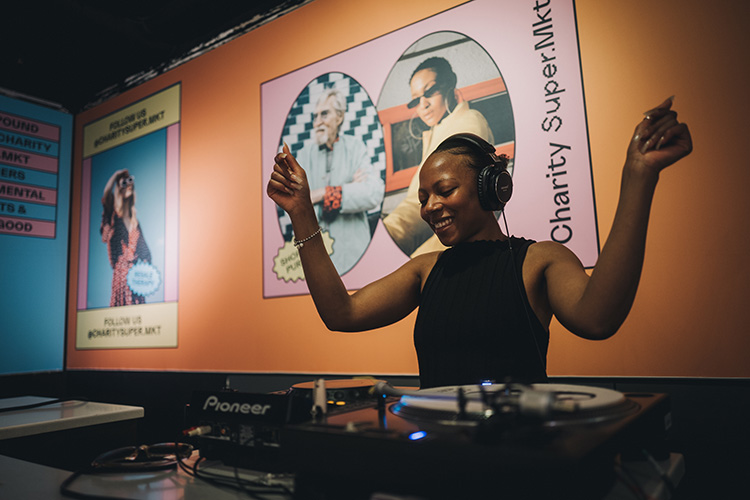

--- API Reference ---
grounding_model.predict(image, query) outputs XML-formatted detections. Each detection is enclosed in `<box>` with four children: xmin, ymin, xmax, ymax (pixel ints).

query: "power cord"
<box><xmin>60</xmin><ymin>467</ymin><xmax>143</xmax><ymax>500</ymax></box>
<box><xmin>642</xmin><ymin>448</ymin><xmax>676</xmax><ymax>497</ymax></box>
<box><xmin>177</xmin><ymin>454</ymin><xmax>293</xmax><ymax>498</ymax></box>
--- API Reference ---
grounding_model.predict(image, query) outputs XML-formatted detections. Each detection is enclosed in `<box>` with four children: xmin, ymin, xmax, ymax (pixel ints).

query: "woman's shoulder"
<box><xmin>410</xmin><ymin>249</ymin><xmax>443</xmax><ymax>269</ymax></box>
<box><xmin>450</xmin><ymin>103</ymin><xmax>490</xmax><ymax>128</ymax></box>
<box><xmin>525</xmin><ymin>240</ymin><xmax>584</xmax><ymax>273</ymax></box>
<box><xmin>527</xmin><ymin>239</ymin><xmax>573</xmax><ymax>257</ymax></box>
<box><xmin>404</xmin><ymin>250</ymin><xmax>443</xmax><ymax>286</ymax></box>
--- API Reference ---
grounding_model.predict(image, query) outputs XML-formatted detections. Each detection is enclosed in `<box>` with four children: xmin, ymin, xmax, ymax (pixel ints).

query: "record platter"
<box><xmin>281</xmin><ymin>381</ymin><xmax>671</xmax><ymax>499</ymax></box>
<box><xmin>390</xmin><ymin>383</ymin><xmax>640</xmax><ymax>429</ymax></box>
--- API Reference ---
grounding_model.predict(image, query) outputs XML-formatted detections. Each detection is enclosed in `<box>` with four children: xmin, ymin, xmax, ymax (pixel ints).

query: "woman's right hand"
<box><xmin>627</xmin><ymin>97</ymin><xmax>692</xmax><ymax>177</ymax></box>
<box><xmin>109</xmin><ymin>168</ymin><xmax>129</xmax><ymax>181</ymax></box>
<box><xmin>267</xmin><ymin>143</ymin><xmax>313</xmax><ymax>217</ymax></box>
<box><xmin>103</xmin><ymin>168</ymin><xmax>130</xmax><ymax>204</ymax></box>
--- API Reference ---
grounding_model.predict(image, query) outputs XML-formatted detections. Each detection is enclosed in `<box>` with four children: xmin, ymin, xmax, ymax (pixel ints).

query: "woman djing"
<box><xmin>267</xmin><ymin>97</ymin><xmax>692</xmax><ymax>388</ymax></box>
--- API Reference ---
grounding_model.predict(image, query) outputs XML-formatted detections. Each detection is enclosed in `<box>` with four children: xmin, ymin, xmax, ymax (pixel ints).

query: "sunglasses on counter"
<box><xmin>91</xmin><ymin>442</ymin><xmax>193</xmax><ymax>471</ymax></box>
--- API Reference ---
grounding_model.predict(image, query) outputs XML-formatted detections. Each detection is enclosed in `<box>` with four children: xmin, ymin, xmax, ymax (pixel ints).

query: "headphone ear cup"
<box><xmin>477</xmin><ymin>165</ymin><xmax>513</xmax><ymax>211</ymax></box>
<box><xmin>495</xmin><ymin>169</ymin><xmax>513</xmax><ymax>206</ymax></box>
<box><xmin>477</xmin><ymin>166</ymin><xmax>493</xmax><ymax>211</ymax></box>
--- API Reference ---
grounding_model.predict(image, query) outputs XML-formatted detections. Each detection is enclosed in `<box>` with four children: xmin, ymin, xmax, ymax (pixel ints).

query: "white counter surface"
<box><xmin>0</xmin><ymin>396</ymin><xmax>144</xmax><ymax>440</ymax></box>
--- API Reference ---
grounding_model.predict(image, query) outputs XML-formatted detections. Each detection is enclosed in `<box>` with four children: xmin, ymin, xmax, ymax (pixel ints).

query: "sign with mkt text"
<box><xmin>261</xmin><ymin>0</ymin><xmax>598</xmax><ymax>298</ymax></box>
<box><xmin>76</xmin><ymin>84</ymin><xmax>181</xmax><ymax>349</ymax></box>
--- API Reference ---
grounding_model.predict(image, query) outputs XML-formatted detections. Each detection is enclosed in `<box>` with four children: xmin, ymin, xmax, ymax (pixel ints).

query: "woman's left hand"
<box><xmin>267</xmin><ymin>143</ymin><xmax>313</xmax><ymax>217</ymax></box>
<box><xmin>628</xmin><ymin>97</ymin><xmax>693</xmax><ymax>175</ymax></box>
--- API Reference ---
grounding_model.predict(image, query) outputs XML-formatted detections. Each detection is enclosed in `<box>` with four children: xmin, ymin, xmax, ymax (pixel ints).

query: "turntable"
<box><xmin>390</xmin><ymin>383</ymin><xmax>640</xmax><ymax>429</ymax></box>
<box><xmin>281</xmin><ymin>382</ymin><xmax>671</xmax><ymax>499</ymax></box>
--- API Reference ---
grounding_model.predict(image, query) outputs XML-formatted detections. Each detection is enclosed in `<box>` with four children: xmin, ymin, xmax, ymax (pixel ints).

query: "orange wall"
<box><xmin>66</xmin><ymin>0</ymin><xmax>750</xmax><ymax>377</ymax></box>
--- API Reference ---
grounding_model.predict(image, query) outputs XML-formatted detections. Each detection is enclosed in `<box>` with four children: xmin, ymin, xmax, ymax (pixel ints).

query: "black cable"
<box><xmin>0</xmin><ymin>397</ymin><xmax>89</xmax><ymax>414</ymax></box>
<box><xmin>501</xmin><ymin>211</ymin><xmax>548</xmax><ymax>379</ymax></box>
<box><xmin>641</xmin><ymin>448</ymin><xmax>676</xmax><ymax>496</ymax></box>
<box><xmin>234</xmin><ymin>464</ymin><xmax>259</xmax><ymax>500</ymax></box>
<box><xmin>178</xmin><ymin>454</ymin><xmax>293</xmax><ymax>498</ymax></box>
<box><xmin>60</xmin><ymin>467</ymin><xmax>139</xmax><ymax>500</ymax></box>
<box><xmin>613</xmin><ymin>463</ymin><xmax>649</xmax><ymax>500</ymax></box>
<box><xmin>234</xmin><ymin>430</ymin><xmax>274</xmax><ymax>500</ymax></box>
<box><xmin>456</xmin><ymin>387</ymin><xmax>468</xmax><ymax>420</ymax></box>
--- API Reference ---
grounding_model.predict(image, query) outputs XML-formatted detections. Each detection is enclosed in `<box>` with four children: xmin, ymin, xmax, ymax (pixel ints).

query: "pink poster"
<box><xmin>262</xmin><ymin>0</ymin><xmax>596</xmax><ymax>298</ymax></box>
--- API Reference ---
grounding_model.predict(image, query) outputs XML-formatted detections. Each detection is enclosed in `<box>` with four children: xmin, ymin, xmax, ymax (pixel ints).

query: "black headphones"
<box><xmin>443</xmin><ymin>133</ymin><xmax>513</xmax><ymax>212</ymax></box>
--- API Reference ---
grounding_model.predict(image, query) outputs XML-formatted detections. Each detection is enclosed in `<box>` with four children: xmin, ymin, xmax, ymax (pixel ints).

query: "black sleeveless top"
<box><xmin>414</xmin><ymin>238</ymin><xmax>549</xmax><ymax>389</ymax></box>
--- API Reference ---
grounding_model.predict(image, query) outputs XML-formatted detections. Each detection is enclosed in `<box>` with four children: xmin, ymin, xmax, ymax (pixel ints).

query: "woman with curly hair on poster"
<box><xmin>101</xmin><ymin>168</ymin><xmax>152</xmax><ymax>307</ymax></box>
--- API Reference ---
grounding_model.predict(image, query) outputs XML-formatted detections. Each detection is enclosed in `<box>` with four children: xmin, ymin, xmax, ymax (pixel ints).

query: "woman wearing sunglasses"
<box><xmin>383</xmin><ymin>56</ymin><xmax>494</xmax><ymax>257</ymax></box>
<box><xmin>101</xmin><ymin>168</ymin><xmax>152</xmax><ymax>306</ymax></box>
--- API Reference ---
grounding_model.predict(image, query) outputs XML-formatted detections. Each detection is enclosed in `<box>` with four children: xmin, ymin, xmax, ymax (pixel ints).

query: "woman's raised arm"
<box><xmin>101</xmin><ymin>169</ymin><xmax>126</xmax><ymax>208</ymax></box>
<box><xmin>267</xmin><ymin>144</ymin><xmax>431</xmax><ymax>332</ymax></box>
<box><xmin>539</xmin><ymin>97</ymin><xmax>693</xmax><ymax>339</ymax></box>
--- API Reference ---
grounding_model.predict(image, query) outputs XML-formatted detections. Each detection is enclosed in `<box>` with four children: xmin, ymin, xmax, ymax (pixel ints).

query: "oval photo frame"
<box><xmin>276</xmin><ymin>72</ymin><xmax>386</xmax><ymax>276</ymax></box>
<box><xmin>377</xmin><ymin>31</ymin><xmax>515</xmax><ymax>257</ymax></box>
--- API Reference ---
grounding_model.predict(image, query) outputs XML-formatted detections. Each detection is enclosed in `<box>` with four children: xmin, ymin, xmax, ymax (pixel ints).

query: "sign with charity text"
<box><xmin>0</xmin><ymin>94</ymin><xmax>72</xmax><ymax>374</ymax></box>
<box><xmin>261</xmin><ymin>0</ymin><xmax>597</xmax><ymax>298</ymax></box>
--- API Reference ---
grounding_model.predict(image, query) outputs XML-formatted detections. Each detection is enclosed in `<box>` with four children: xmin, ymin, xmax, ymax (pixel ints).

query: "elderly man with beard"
<box><xmin>294</xmin><ymin>88</ymin><xmax>384</xmax><ymax>274</ymax></box>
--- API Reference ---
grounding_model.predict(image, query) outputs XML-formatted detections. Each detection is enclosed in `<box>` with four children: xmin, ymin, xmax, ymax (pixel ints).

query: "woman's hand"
<box><xmin>266</xmin><ymin>143</ymin><xmax>314</xmax><ymax>217</ymax></box>
<box><xmin>556</xmin><ymin>97</ymin><xmax>693</xmax><ymax>340</ymax></box>
<box><xmin>628</xmin><ymin>97</ymin><xmax>693</xmax><ymax>175</ymax></box>
<box><xmin>103</xmin><ymin>168</ymin><xmax>130</xmax><ymax>205</ymax></box>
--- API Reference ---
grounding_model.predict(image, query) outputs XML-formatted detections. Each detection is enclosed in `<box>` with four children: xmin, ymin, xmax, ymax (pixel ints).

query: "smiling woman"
<box><xmin>418</xmin><ymin>133</ymin><xmax>512</xmax><ymax>247</ymax></box>
<box><xmin>418</xmin><ymin>148</ymin><xmax>497</xmax><ymax>246</ymax></box>
<box><xmin>266</xmin><ymin>97</ymin><xmax>692</xmax><ymax>388</ymax></box>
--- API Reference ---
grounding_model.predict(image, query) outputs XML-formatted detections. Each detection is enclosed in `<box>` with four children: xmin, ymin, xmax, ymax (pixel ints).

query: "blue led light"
<box><xmin>408</xmin><ymin>431</ymin><xmax>427</xmax><ymax>441</ymax></box>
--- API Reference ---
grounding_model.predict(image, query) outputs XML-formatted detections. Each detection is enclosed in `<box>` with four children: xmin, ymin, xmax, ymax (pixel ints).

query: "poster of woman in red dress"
<box><xmin>100</xmin><ymin>169</ymin><xmax>152</xmax><ymax>306</ymax></box>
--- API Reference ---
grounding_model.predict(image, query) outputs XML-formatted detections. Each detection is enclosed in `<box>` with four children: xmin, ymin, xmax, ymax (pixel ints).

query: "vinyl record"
<box><xmin>391</xmin><ymin>383</ymin><xmax>640</xmax><ymax>427</ymax></box>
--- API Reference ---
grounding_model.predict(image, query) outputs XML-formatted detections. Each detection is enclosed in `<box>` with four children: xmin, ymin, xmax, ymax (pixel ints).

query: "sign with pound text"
<box><xmin>0</xmin><ymin>106</ymin><xmax>63</xmax><ymax>238</ymax></box>
<box><xmin>76</xmin><ymin>84</ymin><xmax>181</xmax><ymax>349</ymax></box>
<box><xmin>0</xmin><ymin>94</ymin><xmax>72</xmax><ymax>374</ymax></box>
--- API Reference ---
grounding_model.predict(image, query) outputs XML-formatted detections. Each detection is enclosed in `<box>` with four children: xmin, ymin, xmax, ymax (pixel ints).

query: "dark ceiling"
<box><xmin>1</xmin><ymin>0</ymin><xmax>302</xmax><ymax>113</ymax></box>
